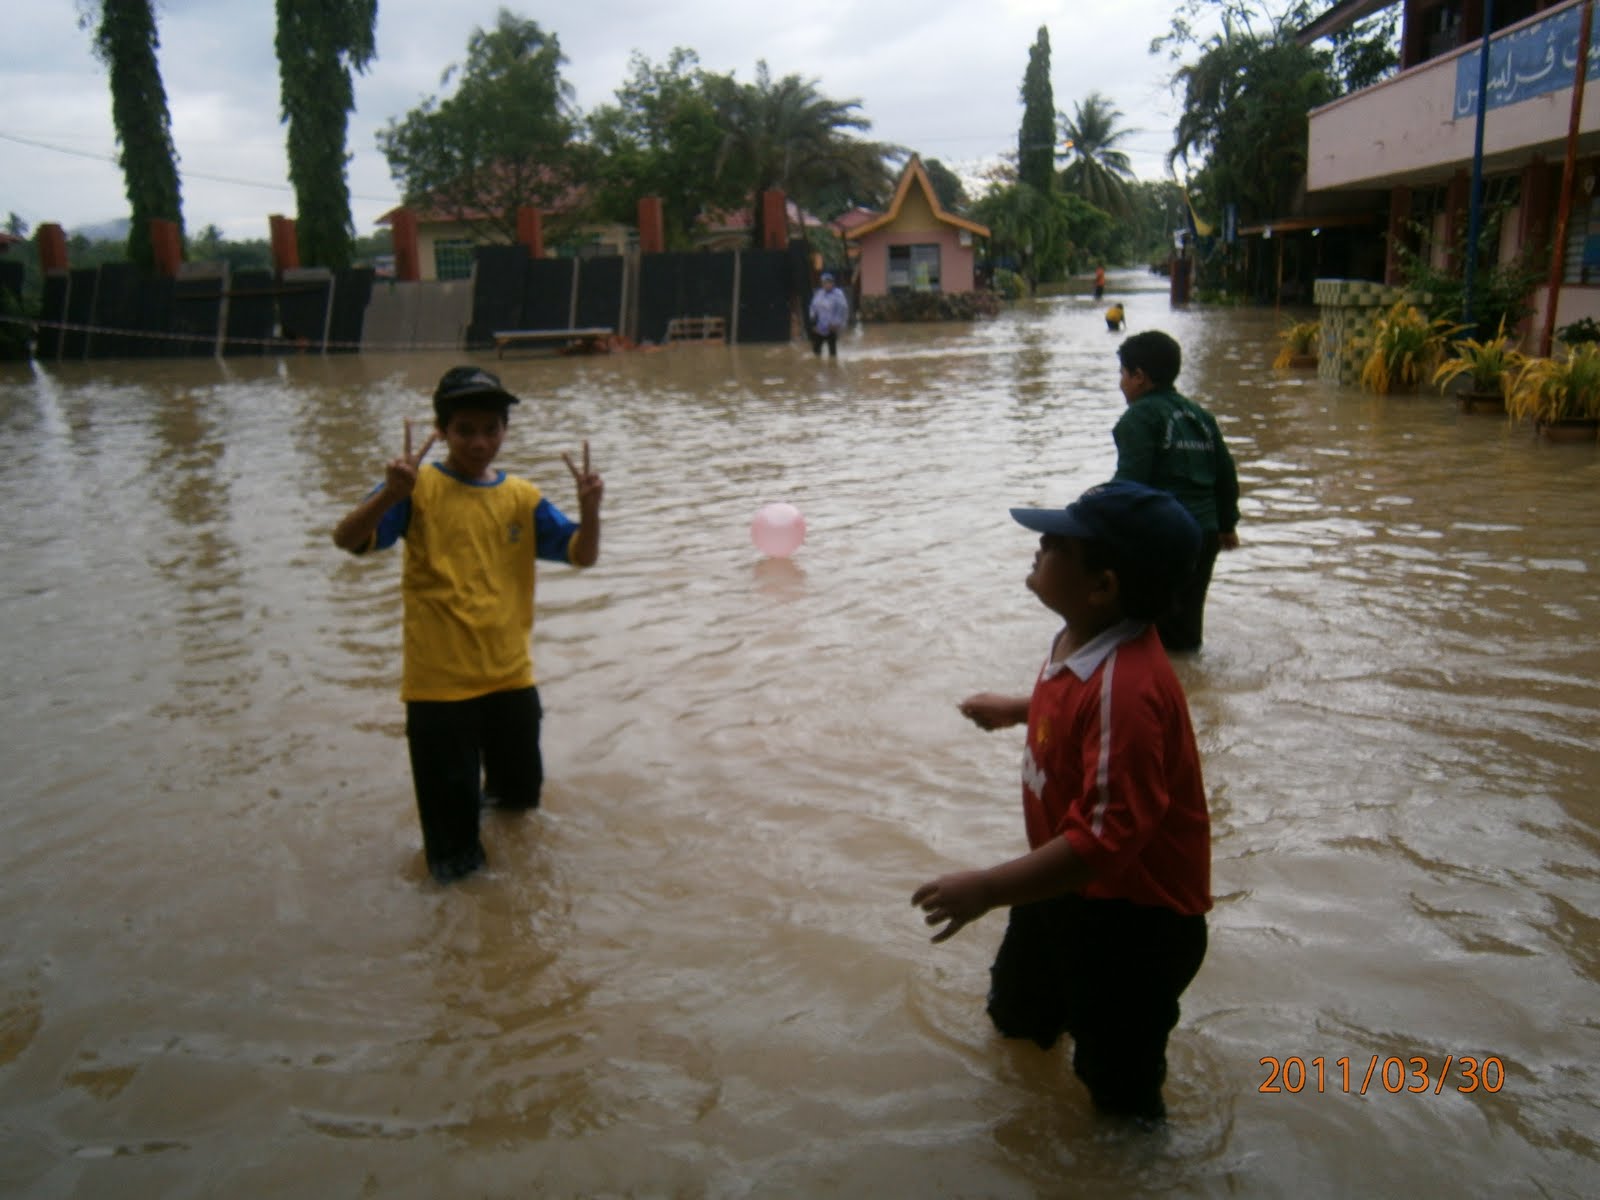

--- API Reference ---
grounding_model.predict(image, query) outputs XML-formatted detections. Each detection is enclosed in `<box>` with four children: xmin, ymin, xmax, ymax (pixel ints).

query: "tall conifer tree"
<box><xmin>1018</xmin><ymin>27</ymin><xmax>1056</xmax><ymax>194</ymax></box>
<box><xmin>275</xmin><ymin>0</ymin><xmax>376</xmax><ymax>270</ymax></box>
<box><xmin>89</xmin><ymin>0</ymin><xmax>185</xmax><ymax>271</ymax></box>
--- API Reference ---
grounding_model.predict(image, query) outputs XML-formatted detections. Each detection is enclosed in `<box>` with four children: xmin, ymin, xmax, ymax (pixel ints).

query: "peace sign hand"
<box><xmin>384</xmin><ymin>417</ymin><xmax>437</xmax><ymax>499</ymax></box>
<box><xmin>562</xmin><ymin>440</ymin><xmax>604</xmax><ymax>514</ymax></box>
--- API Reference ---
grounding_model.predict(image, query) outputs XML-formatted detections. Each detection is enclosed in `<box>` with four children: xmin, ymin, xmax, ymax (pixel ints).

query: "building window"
<box><xmin>888</xmin><ymin>244</ymin><xmax>942</xmax><ymax>292</ymax></box>
<box><xmin>434</xmin><ymin>239</ymin><xmax>474</xmax><ymax>281</ymax></box>
<box><xmin>1564</xmin><ymin>192</ymin><xmax>1600</xmax><ymax>284</ymax></box>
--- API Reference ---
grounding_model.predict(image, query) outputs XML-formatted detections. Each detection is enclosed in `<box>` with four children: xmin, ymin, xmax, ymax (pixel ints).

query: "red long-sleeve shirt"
<box><xmin>1022</xmin><ymin>621</ymin><xmax>1212</xmax><ymax>915</ymax></box>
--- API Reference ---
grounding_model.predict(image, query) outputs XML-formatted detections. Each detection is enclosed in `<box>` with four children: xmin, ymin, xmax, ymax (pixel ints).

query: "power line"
<box><xmin>0</xmin><ymin>131</ymin><xmax>396</xmax><ymax>203</ymax></box>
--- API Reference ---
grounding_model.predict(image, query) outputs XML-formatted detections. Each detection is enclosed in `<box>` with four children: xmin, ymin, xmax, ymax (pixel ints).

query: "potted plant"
<box><xmin>1431</xmin><ymin>320</ymin><xmax>1525</xmax><ymax>413</ymax></box>
<box><xmin>1273</xmin><ymin>319</ymin><xmax>1320</xmax><ymax>369</ymax></box>
<box><xmin>1505</xmin><ymin>342</ymin><xmax>1600</xmax><ymax>441</ymax></box>
<box><xmin>1358</xmin><ymin>301</ymin><xmax>1462</xmax><ymax>394</ymax></box>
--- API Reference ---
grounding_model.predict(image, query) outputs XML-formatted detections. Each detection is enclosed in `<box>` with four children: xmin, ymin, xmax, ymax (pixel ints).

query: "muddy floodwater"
<box><xmin>1</xmin><ymin>272</ymin><xmax>1597</xmax><ymax>1198</ymax></box>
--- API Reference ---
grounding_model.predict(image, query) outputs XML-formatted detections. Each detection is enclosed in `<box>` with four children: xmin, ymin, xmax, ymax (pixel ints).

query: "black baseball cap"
<box><xmin>433</xmin><ymin>365</ymin><xmax>521</xmax><ymax>409</ymax></box>
<box><xmin>1011</xmin><ymin>481</ymin><xmax>1200</xmax><ymax>595</ymax></box>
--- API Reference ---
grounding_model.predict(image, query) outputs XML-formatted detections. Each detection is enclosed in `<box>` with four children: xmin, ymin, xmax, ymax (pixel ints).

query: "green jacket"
<box><xmin>1112</xmin><ymin>388</ymin><xmax>1240</xmax><ymax>534</ymax></box>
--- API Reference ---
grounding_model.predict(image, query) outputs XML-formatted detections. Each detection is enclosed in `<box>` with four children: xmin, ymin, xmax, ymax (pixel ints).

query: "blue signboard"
<box><xmin>1454</xmin><ymin>7</ymin><xmax>1600</xmax><ymax>118</ymax></box>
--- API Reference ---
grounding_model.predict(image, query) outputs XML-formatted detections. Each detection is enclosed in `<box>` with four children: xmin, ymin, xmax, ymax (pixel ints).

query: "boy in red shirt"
<box><xmin>912</xmin><ymin>480</ymin><xmax>1210</xmax><ymax>1121</ymax></box>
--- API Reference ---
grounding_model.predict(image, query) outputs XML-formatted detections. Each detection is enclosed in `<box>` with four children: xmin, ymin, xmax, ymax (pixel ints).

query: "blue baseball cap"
<box><xmin>820</xmin><ymin>271</ymin><xmax>835</xmax><ymax>282</ymax></box>
<box><xmin>1011</xmin><ymin>481</ymin><xmax>1200</xmax><ymax>592</ymax></box>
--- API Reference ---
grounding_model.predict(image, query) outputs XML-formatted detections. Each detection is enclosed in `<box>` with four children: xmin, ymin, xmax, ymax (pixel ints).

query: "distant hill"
<box><xmin>71</xmin><ymin>218</ymin><xmax>130</xmax><ymax>242</ymax></box>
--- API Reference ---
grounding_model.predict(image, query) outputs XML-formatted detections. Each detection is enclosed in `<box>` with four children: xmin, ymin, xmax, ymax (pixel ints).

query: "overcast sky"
<box><xmin>1</xmin><ymin>0</ymin><xmax>1209</xmax><ymax>242</ymax></box>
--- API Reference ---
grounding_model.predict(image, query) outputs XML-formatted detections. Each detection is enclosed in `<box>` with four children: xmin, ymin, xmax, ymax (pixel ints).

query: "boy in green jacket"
<box><xmin>1111</xmin><ymin>331</ymin><xmax>1240</xmax><ymax>652</ymax></box>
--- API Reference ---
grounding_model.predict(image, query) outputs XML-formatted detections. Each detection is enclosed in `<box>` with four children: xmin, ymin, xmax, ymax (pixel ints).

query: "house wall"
<box><xmin>857</xmin><ymin>228</ymin><xmax>977</xmax><ymax>295</ymax></box>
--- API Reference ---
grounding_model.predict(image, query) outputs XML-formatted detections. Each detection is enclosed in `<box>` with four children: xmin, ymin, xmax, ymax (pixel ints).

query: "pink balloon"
<box><xmin>751</xmin><ymin>502</ymin><xmax>806</xmax><ymax>558</ymax></box>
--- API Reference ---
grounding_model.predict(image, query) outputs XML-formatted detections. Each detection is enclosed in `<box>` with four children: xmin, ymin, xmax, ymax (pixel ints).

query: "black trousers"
<box><xmin>986</xmin><ymin>894</ymin><xmax>1208</xmax><ymax>1120</ymax></box>
<box><xmin>1158</xmin><ymin>531</ymin><xmax>1222</xmax><ymax>653</ymax></box>
<box><xmin>404</xmin><ymin>686</ymin><xmax>543</xmax><ymax>883</ymax></box>
<box><xmin>810</xmin><ymin>329</ymin><xmax>838</xmax><ymax>357</ymax></box>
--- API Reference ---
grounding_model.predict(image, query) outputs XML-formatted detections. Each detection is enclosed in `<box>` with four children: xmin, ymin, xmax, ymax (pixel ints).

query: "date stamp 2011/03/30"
<box><xmin>1259</xmin><ymin>1055</ymin><xmax>1506</xmax><ymax>1095</ymax></box>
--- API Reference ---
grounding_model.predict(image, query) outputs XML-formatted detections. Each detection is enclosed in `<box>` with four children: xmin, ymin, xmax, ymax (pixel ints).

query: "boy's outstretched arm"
<box><xmin>332</xmin><ymin>420</ymin><xmax>435</xmax><ymax>552</ymax></box>
<box><xmin>562</xmin><ymin>440</ymin><xmax>604</xmax><ymax>568</ymax></box>
<box><xmin>911</xmin><ymin>837</ymin><xmax>1094</xmax><ymax>943</ymax></box>
<box><xmin>958</xmin><ymin>692</ymin><xmax>1030</xmax><ymax>731</ymax></box>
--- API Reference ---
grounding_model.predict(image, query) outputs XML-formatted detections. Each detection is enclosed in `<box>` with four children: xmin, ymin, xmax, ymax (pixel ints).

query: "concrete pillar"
<box><xmin>1385</xmin><ymin>187</ymin><xmax>1412</xmax><ymax>286</ymax></box>
<box><xmin>37</xmin><ymin>223</ymin><xmax>68</xmax><ymax>273</ymax></box>
<box><xmin>1444</xmin><ymin>171</ymin><xmax>1470</xmax><ymax>272</ymax></box>
<box><xmin>761</xmin><ymin>190</ymin><xmax>788</xmax><ymax>250</ymax></box>
<box><xmin>517</xmin><ymin>206</ymin><xmax>545</xmax><ymax>258</ymax></box>
<box><xmin>149</xmin><ymin>218</ymin><xmax>183</xmax><ymax>278</ymax></box>
<box><xmin>1519</xmin><ymin>159</ymin><xmax>1555</xmax><ymax>261</ymax></box>
<box><xmin>389</xmin><ymin>209</ymin><xmax>421</xmax><ymax>282</ymax></box>
<box><xmin>637</xmin><ymin>196</ymin><xmax>665</xmax><ymax>254</ymax></box>
<box><xmin>269</xmin><ymin>214</ymin><xmax>300</xmax><ymax>273</ymax></box>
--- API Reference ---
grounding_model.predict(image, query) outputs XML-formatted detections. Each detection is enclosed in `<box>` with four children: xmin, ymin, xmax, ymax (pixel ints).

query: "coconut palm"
<box><xmin>712</xmin><ymin>61</ymin><xmax>894</xmax><ymax>246</ymax></box>
<box><xmin>1058</xmin><ymin>92</ymin><xmax>1136</xmax><ymax>218</ymax></box>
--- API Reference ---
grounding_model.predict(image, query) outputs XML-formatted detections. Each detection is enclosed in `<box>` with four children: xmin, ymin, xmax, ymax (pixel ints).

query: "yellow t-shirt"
<box><xmin>369</xmin><ymin>464</ymin><xmax>579</xmax><ymax>702</ymax></box>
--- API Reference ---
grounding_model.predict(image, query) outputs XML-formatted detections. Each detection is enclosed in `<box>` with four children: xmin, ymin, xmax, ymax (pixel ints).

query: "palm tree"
<box><xmin>713</xmin><ymin>62</ymin><xmax>893</xmax><ymax>246</ymax></box>
<box><xmin>1058</xmin><ymin>92</ymin><xmax>1136</xmax><ymax>218</ymax></box>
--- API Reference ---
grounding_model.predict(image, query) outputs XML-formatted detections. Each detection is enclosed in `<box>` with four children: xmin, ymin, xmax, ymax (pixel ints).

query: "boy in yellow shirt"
<box><xmin>333</xmin><ymin>366</ymin><xmax>603</xmax><ymax>883</ymax></box>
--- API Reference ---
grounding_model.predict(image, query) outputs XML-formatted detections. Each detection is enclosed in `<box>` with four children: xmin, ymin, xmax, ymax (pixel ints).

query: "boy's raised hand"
<box><xmin>958</xmin><ymin>693</ymin><xmax>1028</xmax><ymax>731</ymax></box>
<box><xmin>562</xmin><ymin>440</ymin><xmax>604</xmax><ymax>512</ymax></box>
<box><xmin>384</xmin><ymin>417</ymin><xmax>436</xmax><ymax>498</ymax></box>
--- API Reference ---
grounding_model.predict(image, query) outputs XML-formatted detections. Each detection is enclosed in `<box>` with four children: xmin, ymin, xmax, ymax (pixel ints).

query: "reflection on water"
<box><xmin>1</xmin><ymin>274</ymin><xmax>1596</xmax><ymax>1198</ymax></box>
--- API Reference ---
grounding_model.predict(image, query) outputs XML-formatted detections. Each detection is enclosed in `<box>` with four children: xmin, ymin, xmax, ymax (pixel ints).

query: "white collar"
<box><xmin>1042</xmin><ymin>619</ymin><xmax>1148</xmax><ymax>682</ymax></box>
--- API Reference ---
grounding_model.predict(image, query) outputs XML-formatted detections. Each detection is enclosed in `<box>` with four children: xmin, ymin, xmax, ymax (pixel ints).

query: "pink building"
<box><xmin>845</xmin><ymin>156</ymin><xmax>989</xmax><ymax>296</ymax></box>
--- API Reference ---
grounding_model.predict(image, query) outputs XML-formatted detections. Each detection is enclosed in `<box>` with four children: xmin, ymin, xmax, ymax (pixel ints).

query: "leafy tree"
<box><xmin>1059</xmin><ymin>93</ymin><xmax>1137</xmax><ymax>219</ymax></box>
<box><xmin>275</xmin><ymin>0</ymin><xmax>376</xmax><ymax>270</ymax></box>
<box><xmin>711</xmin><ymin>62</ymin><xmax>893</xmax><ymax>247</ymax></box>
<box><xmin>1154</xmin><ymin>1</ymin><xmax>1398</xmax><ymax>224</ymax></box>
<box><xmin>585</xmin><ymin>49</ymin><xmax>745</xmax><ymax>246</ymax></box>
<box><xmin>83</xmin><ymin>0</ymin><xmax>185</xmax><ymax>271</ymax></box>
<box><xmin>973</xmin><ymin>182</ymin><xmax>1110</xmax><ymax>290</ymax></box>
<box><xmin>922</xmin><ymin>158</ymin><xmax>970</xmax><ymax>215</ymax></box>
<box><xmin>1166</xmin><ymin>16</ymin><xmax>1336</xmax><ymax>224</ymax></box>
<box><xmin>378</xmin><ymin>12</ymin><xmax>585</xmax><ymax>246</ymax></box>
<box><xmin>1018</xmin><ymin>27</ymin><xmax>1056</xmax><ymax>194</ymax></box>
<box><xmin>6</xmin><ymin>212</ymin><xmax>28</xmax><ymax>238</ymax></box>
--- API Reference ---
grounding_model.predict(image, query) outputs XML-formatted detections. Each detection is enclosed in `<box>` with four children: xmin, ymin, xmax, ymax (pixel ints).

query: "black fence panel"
<box><xmin>39</xmin><ymin>274</ymin><xmax>70</xmax><ymax>360</ymax></box>
<box><xmin>88</xmin><ymin>263</ymin><xmax>147</xmax><ymax>359</ymax></box>
<box><xmin>737</xmin><ymin>248</ymin><xmax>798</xmax><ymax>343</ymax></box>
<box><xmin>328</xmin><ymin>268</ymin><xmax>374</xmax><ymax>352</ymax></box>
<box><xmin>574</xmin><ymin>256</ymin><xmax>624</xmax><ymax>331</ymax></box>
<box><xmin>524</xmin><ymin>258</ymin><xmax>575</xmax><ymax>330</ymax></box>
<box><xmin>279</xmin><ymin>277</ymin><xmax>332</xmax><ymax>350</ymax></box>
<box><xmin>466</xmin><ymin>246</ymin><xmax>530</xmax><ymax>349</ymax></box>
<box><xmin>224</xmin><ymin>270</ymin><xmax>277</xmax><ymax>356</ymax></box>
<box><xmin>172</xmin><ymin>277</ymin><xmax>224</xmax><ymax>358</ymax></box>
<box><xmin>63</xmin><ymin>268</ymin><xmax>98</xmax><ymax>359</ymax></box>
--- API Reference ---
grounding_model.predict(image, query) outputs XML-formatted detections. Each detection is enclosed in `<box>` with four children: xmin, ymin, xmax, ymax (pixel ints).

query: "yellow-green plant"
<box><xmin>1358</xmin><ymin>301</ymin><xmax>1462</xmax><ymax>394</ymax></box>
<box><xmin>1505</xmin><ymin>342</ymin><xmax>1600</xmax><ymax>423</ymax></box>
<box><xmin>1432</xmin><ymin>320</ymin><xmax>1525</xmax><ymax>395</ymax></box>
<box><xmin>1272</xmin><ymin>319</ymin><xmax>1320</xmax><ymax>368</ymax></box>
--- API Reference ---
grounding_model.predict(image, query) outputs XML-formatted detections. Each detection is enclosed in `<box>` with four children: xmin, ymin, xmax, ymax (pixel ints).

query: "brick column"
<box><xmin>149</xmin><ymin>218</ymin><xmax>183</xmax><ymax>278</ymax></box>
<box><xmin>517</xmin><ymin>206</ymin><xmax>545</xmax><ymax>258</ymax></box>
<box><xmin>269</xmin><ymin>214</ymin><xmax>300</xmax><ymax>272</ymax></box>
<box><xmin>761</xmin><ymin>190</ymin><xmax>788</xmax><ymax>250</ymax></box>
<box><xmin>389</xmin><ymin>209</ymin><xmax>420</xmax><ymax>282</ymax></box>
<box><xmin>37</xmin><ymin>223</ymin><xmax>69</xmax><ymax>273</ymax></box>
<box><xmin>637</xmin><ymin>196</ymin><xmax>665</xmax><ymax>254</ymax></box>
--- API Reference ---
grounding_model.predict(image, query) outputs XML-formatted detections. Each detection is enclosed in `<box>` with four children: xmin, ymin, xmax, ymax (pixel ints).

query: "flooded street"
<box><xmin>1</xmin><ymin>272</ymin><xmax>1596</xmax><ymax>1198</ymax></box>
